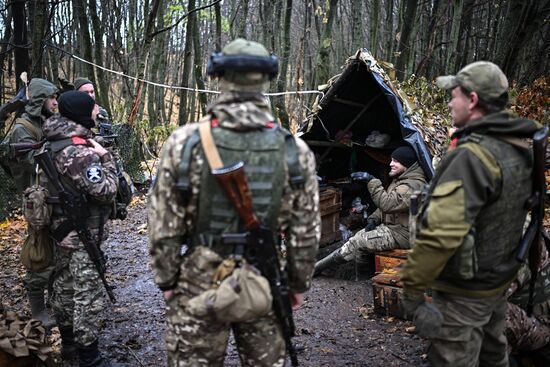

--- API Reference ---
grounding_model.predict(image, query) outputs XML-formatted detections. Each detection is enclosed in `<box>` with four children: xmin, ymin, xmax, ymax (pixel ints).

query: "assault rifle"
<box><xmin>217</xmin><ymin>161</ymin><xmax>299</xmax><ymax>367</ymax></box>
<box><xmin>95</xmin><ymin>122</ymin><xmax>118</xmax><ymax>148</ymax></box>
<box><xmin>516</xmin><ymin>126</ymin><xmax>549</xmax><ymax>315</ymax></box>
<box><xmin>34</xmin><ymin>150</ymin><xmax>116</xmax><ymax>303</ymax></box>
<box><xmin>2</xmin><ymin>140</ymin><xmax>46</xmax><ymax>158</ymax></box>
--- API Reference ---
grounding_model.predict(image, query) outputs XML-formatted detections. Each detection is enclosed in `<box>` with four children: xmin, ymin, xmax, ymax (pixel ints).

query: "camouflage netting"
<box><xmin>112</xmin><ymin>123</ymin><xmax>145</xmax><ymax>184</ymax></box>
<box><xmin>0</xmin><ymin>168</ymin><xmax>19</xmax><ymax>221</ymax></box>
<box><xmin>0</xmin><ymin>310</ymin><xmax>54</xmax><ymax>366</ymax></box>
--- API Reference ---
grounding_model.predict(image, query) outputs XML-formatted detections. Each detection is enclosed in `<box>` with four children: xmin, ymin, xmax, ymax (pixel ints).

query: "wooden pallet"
<box><xmin>319</xmin><ymin>186</ymin><xmax>342</xmax><ymax>246</ymax></box>
<box><xmin>372</xmin><ymin>249</ymin><xmax>410</xmax><ymax>319</ymax></box>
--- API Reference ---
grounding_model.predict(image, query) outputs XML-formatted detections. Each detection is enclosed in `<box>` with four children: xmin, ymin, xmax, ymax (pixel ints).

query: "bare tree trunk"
<box><xmin>178</xmin><ymin>0</ymin><xmax>195</xmax><ymax>126</ymax></box>
<box><xmin>88</xmin><ymin>0</ymin><xmax>111</xmax><ymax>116</ymax></box>
<box><xmin>73</xmin><ymin>0</ymin><xmax>96</xmax><ymax>86</ymax></box>
<box><xmin>395</xmin><ymin>0</ymin><xmax>418</xmax><ymax>80</ymax></box>
<box><xmin>273</xmin><ymin>0</ymin><xmax>292</xmax><ymax>129</ymax></box>
<box><xmin>369</xmin><ymin>0</ymin><xmax>380</xmax><ymax>55</ymax></box>
<box><xmin>12</xmin><ymin>0</ymin><xmax>30</xmax><ymax>90</ymax></box>
<box><xmin>29</xmin><ymin>0</ymin><xmax>47</xmax><ymax>78</ymax></box>
<box><xmin>316</xmin><ymin>0</ymin><xmax>339</xmax><ymax>86</ymax></box>
<box><xmin>193</xmin><ymin>7</ymin><xmax>207</xmax><ymax>116</ymax></box>
<box><xmin>350</xmin><ymin>0</ymin><xmax>362</xmax><ymax>51</ymax></box>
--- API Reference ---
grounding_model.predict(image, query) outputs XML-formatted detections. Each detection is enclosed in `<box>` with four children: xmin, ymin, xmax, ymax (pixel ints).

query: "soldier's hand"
<box><xmin>290</xmin><ymin>292</ymin><xmax>303</xmax><ymax>310</ymax></box>
<box><xmin>413</xmin><ymin>302</ymin><xmax>443</xmax><ymax>338</ymax></box>
<box><xmin>87</xmin><ymin>138</ymin><xmax>109</xmax><ymax>158</ymax></box>
<box><xmin>364</xmin><ymin>218</ymin><xmax>379</xmax><ymax>232</ymax></box>
<box><xmin>351</xmin><ymin>171</ymin><xmax>375</xmax><ymax>182</ymax></box>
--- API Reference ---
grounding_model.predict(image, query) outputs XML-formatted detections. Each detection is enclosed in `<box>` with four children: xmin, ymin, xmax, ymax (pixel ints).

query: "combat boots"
<box><xmin>59</xmin><ymin>326</ymin><xmax>77</xmax><ymax>361</ymax></box>
<box><xmin>78</xmin><ymin>341</ymin><xmax>127</xmax><ymax>367</ymax></box>
<box><xmin>355</xmin><ymin>252</ymin><xmax>375</xmax><ymax>281</ymax></box>
<box><xmin>27</xmin><ymin>290</ymin><xmax>55</xmax><ymax>329</ymax></box>
<box><xmin>314</xmin><ymin>250</ymin><xmax>346</xmax><ymax>275</ymax></box>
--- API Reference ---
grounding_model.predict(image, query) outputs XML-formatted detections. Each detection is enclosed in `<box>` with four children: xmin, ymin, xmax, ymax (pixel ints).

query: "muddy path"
<box><xmin>1</xmin><ymin>197</ymin><xmax>428</xmax><ymax>366</ymax></box>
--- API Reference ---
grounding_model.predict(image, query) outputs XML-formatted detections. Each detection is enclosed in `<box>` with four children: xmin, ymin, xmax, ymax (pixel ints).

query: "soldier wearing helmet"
<box><xmin>148</xmin><ymin>39</ymin><xmax>320</xmax><ymax>366</ymax></box>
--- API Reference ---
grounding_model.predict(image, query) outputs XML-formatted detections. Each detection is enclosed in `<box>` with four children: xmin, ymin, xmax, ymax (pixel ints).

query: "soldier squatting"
<box><xmin>0</xmin><ymin>38</ymin><xmax>548</xmax><ymax>367</ymax></box>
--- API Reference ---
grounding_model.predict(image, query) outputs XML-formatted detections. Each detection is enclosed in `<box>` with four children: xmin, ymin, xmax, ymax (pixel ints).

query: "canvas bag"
<box><xmin>22</xmin><ymin>184</ymin><xmax>51</xmax><ymax>230</ymax></box>
<box><xmin>186</xmin><ymin>261</ymin><xmax>273</xmax><ymax>323</ymax></box>
<box><xmin>20</xmin><ymin>227</ymin><xmax>53</xmax><ymax>271</ymax></box>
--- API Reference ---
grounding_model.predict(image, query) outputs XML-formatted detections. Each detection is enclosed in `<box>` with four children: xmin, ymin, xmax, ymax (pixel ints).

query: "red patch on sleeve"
<box><xmin>448</xmin><ymin>137</ymin><xmax>458</xmax><ymax>152</ymax></box>
<box><xmin>266</xmin><ymin>122</ymin><xmax>275</xmax><ymax>128</ymax></box>
<box><xmin>71</xmin><ymin>136</ymin><xmax>88</xmax><ymax>145</ymax></box>
<box><xmin>211</xmin><ymin>118</ymin><xmax>219</xmax><ymax>127</ymax></box>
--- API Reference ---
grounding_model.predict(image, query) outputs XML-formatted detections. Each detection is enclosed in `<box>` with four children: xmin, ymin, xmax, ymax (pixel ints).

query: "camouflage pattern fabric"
<box><xmin>42</xmin><ymin>114</ymin><xmax>118</xmax><ymax>250</ymax></box>
<box><xmin>23</xmin><ymin>263</ymin><xmax>54</xmax><ymax>292</ymax></box>
<box><xmin>429</xmin><ymin>291</ymin><xmax>508</xmax><ymax>367</ymax></box>
<box><xmin>148</xmin><ymin>90</ymin><xmax>320</xmax><ymax>365</ymax></box>
<box><xmin>165</xmin><ymin>294</ymin><xmax>285</xmax><ymax>366</ymax></box>
<box><xmin>367</xmin><ymin>162</ymin><xmax>427</xmax><ymax>247</ymax></box>
<box><xmin>506</xmin><ymin>301</ymin><xmax>550</xmax><ymax>352</ymax></box>
<box><xmin>50</xmin><ymin>247</ymin><xmax>104</xmax><ymax>346</ymax></box>
<box><xmin>41</xmin><ymin>114</ymin><xmax>117</xmax><ymax>348</ymax></box>
<box><xmin>338</xmin><ymin>224</ymin><xmax>395</xmax><ymax>261</ymax></box>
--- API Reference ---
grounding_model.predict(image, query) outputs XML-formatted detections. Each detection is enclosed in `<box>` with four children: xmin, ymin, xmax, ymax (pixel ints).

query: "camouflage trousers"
<box><xmin>339</xmin><ymin>224</ymin><xmax>396</xmax><ymax>261</ymax></box>
<box><xmin>165</xmin><ymin>293</ymin><xmax>285</xmax><ymax>367</ymax></box>
<box><xmin>50</xmin><ymin>247</ymin><xmax>104</xmax><ymax>346</ymax></box>
<box><xmin>506</xmin><ymin>301</ymin><xmax>550</xmax><ymax>352</ymax></box>
<box><xmin>429</xmin><ymin>291</ymin><xmax>508</xmax><ymax>367</ymax></box>
<box><xmin>23</xmin><ymin>264</ymin><xmax>55</xmax><ymax>293</ymax></box>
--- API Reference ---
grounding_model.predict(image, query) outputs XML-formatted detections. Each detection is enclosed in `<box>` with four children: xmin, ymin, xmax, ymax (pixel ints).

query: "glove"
<box><xmin>403</xmin><ymin>291</ymin><xmax>443</xmax><ymax>339</ymax></box>
<box><xmin>364</xmin><ymin>218</ymin><xmax>379</xmax><ymax>231</ymax></box>
<box><xmin>351</xmin><ymin>171</ymin><xmax>375</xmax><ymax>182</ymax></box>
<box><xmin>413</xmin><ymin>302</ymin><xmax>443</xmax><ymax>338</ymax></box>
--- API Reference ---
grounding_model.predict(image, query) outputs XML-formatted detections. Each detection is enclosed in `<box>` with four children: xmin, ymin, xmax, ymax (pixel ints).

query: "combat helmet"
<box><xmin>207</xmin><ymin>38</ymin><xmax>279</xmax><ymax>86</ymax></box>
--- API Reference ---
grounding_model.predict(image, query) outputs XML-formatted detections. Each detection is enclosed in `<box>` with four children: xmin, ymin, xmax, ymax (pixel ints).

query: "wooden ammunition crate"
<box><xmin>319</xmin><ymin>186</ymin><xmax>342</xmax><ymax>246</ymax></box>
<box><xmin>372</xmin><ymin>274</ymin><xmax>407</xmax><ymax>319</ymax></box>
<box><xmin>372</xmin><ymin>249</ymin><xmax>410</xmax><ymax>319</ymax></box>
<box><xmin>374</xmin><ymin>249</ymin><xmax>409</xmax><ymax>273</ymax></box>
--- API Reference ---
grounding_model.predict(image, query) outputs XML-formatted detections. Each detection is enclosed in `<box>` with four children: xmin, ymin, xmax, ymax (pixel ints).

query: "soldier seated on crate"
<box><xmin>314</xmin><ymin>145</ymin><xmax>427</xmax><ymax>277</ymax></box>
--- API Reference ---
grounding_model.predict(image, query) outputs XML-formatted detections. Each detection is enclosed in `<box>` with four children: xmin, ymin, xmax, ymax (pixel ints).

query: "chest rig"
<box><xmin>176</xmin><ymin>118</ymin><xmax>304</xmax><ymax>251</ymax></box>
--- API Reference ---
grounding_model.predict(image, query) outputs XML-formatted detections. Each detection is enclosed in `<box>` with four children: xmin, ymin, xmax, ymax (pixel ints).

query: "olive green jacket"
<box><xmin>401</xmin><ymin>111</ymin><xmax>540</xmax><ymax>299</ymax></box>
<box><xmin>368</xmin><ymin>162</ymin><xmax>427</xmax><ymax>247</ymax></box>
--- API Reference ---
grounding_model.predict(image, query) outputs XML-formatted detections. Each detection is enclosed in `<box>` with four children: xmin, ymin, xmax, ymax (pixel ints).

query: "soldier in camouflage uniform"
<box><xmin>148</xmin><ymin>38</ymin><xmax>321</xmax><ymax>367</ymax></box>
<box><xmin>42</xmin><ymin>91</ymin><xmax>121</xmax><ymax>367</ymax></box>
<box><xmin>401</xmin><ymin>61</ymin><xmax>541</xmax><ymax>366</ymax></box>
<box><xmin>314</xmin><ymin>145</ymin><xmax>426</xmax><ymax>275</ymax></box>
<box><xmin>3</xmin><ymin>78</ymin><xmax>58</xmax><ymax>328</ymax></box>
<box><xmin>505</xmin><ymin>235</ymin><xmax>550</xmax><ymax>361</ymax></box>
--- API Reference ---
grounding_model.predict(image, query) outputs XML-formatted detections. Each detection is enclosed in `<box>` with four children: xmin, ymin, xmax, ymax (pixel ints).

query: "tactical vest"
<box><xmin>44</xmin><ymin>138</ymin><xmax>111</xmax><ymax>242</ymax></box>
<box><xmin>436</xmin><ymin>133</ymin><xmax>533</xmax><ymax>292</ymax></box>
<box><xmin>177</xmin><ymin>122</ymin><xmax>303</xmax><ymax>255</ymax></box>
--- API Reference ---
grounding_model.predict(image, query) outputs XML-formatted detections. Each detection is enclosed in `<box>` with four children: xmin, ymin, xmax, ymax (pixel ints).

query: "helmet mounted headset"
<box><xmin>207</xmin><ymin>53</ymin><xmax>279</xmax><ymax>80</ymax></box>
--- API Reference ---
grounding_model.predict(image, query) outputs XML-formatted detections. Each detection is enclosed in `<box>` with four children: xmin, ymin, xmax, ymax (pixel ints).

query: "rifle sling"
<box><xmin>198</xmin><ymin>120</ymin><xmax>224</xmax><ymax>170</ymax></box>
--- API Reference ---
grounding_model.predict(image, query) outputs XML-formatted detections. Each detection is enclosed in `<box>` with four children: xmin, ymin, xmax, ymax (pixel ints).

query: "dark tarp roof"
<box><xmin>298</xmin><ymin>49</ymin><xmax>435</xmax><ymax>180</ymax></box>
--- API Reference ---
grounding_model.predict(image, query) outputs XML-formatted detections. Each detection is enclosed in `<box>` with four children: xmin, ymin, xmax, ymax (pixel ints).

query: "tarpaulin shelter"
<box><xmin>298</xmin><ymin>49</ymin><xmax>435</xmax><ymax>182</ymax></box>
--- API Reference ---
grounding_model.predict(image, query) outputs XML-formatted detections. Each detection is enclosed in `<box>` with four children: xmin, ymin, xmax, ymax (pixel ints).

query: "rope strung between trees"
<box><xmin>46</xmin><ymin>43</ymin><xmax>324</xmax><ymax>97</ymax></box>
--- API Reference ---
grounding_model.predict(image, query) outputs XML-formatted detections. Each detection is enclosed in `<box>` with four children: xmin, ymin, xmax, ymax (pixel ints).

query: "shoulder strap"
<box><xmin>198</xmin><ymin>121</ymin><xmax>223</xmax><ymax>170</ymax></box>
<box><xmin>15</xmin><ymin>118</ymin><xmax>41</xmax><ymax>140</ymax></box>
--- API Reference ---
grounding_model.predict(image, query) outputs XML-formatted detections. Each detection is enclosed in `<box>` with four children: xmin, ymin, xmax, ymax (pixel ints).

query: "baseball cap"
<box><xmin>436</xmin><ymin>61</ymin><xmax>508</xmax><ymax>102</ymax></box>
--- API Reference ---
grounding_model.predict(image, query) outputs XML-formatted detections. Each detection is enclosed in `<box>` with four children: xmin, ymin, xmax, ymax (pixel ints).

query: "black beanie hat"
<box><xmin>58</xmin><ymin>91</ymin><xmax>95</xmax><ymax>129</ymax></box>
<box><xmin>391</xmin><ymin>145</ymin><xmax>417</xmax><ymax>168</ymax></box>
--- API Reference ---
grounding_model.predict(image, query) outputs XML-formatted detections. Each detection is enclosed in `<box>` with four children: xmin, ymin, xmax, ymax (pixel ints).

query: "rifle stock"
<box><xmin>34</xmin><ymin>150</ymin><xmax>116</xmax><ymax>303</ymax></box>
<box><xmin>214</xmin><ymin>163</ymin><xmax>299</xmax><ymax>366</ymax></box>
<box><xmin>516</xmin><ymin>126</ymin><xmax>549</xmax><ymax>315</ymax></box>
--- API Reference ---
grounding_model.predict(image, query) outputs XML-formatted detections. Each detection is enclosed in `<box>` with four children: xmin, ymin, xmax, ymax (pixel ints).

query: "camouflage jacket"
<box><xmin>5</xmin><ymin>79</ymin><xmax>58</xmax><ymax>192</ymax></box>
<box><xmin>368</xmin><ymin>162</ymin><xmax>427</xmax><ymax>247</ymax></box>
<box><xmin>42</xmin><ymin>114</ymin><xmax>118</xmax><ymax>250</ymax></box>
<box><xmin>148</xmin><ymin>91</ymin><xmax>321</xmax><ymax>295</ymax></box>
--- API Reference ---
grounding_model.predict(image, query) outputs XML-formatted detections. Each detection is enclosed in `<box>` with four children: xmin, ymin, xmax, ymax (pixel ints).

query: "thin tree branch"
<box><xmin>150</xmin><ymin>0</ymin><xmax>222</xmax><ymax>38</ymax></box>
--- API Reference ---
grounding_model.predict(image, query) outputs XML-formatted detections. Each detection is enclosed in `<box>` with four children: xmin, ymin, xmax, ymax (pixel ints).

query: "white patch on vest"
<box><xmin>85</xmin><ymin>165</ymin><xmax>103</xmax><ymax>183</ymax></box>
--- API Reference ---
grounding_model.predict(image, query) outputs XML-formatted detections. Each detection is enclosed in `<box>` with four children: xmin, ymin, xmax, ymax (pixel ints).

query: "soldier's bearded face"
<box><xmin>42</xmin><ymin>95</ymin><xmax>58</xmax><ymax>117</ymax></box>
<box><xmin>78</xmin><ymin>83</ymin><xmax>96</xmax><ymax>101</ymax></box>
<box><xmin>389</xmin><ymin>158</ymin><xmax>406</xmax><ymax>177</ymax></box>
<box><xmin>448</xmin><ymin>87</ymin><xmax>471</xmax><ymax>128</ymax></box>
